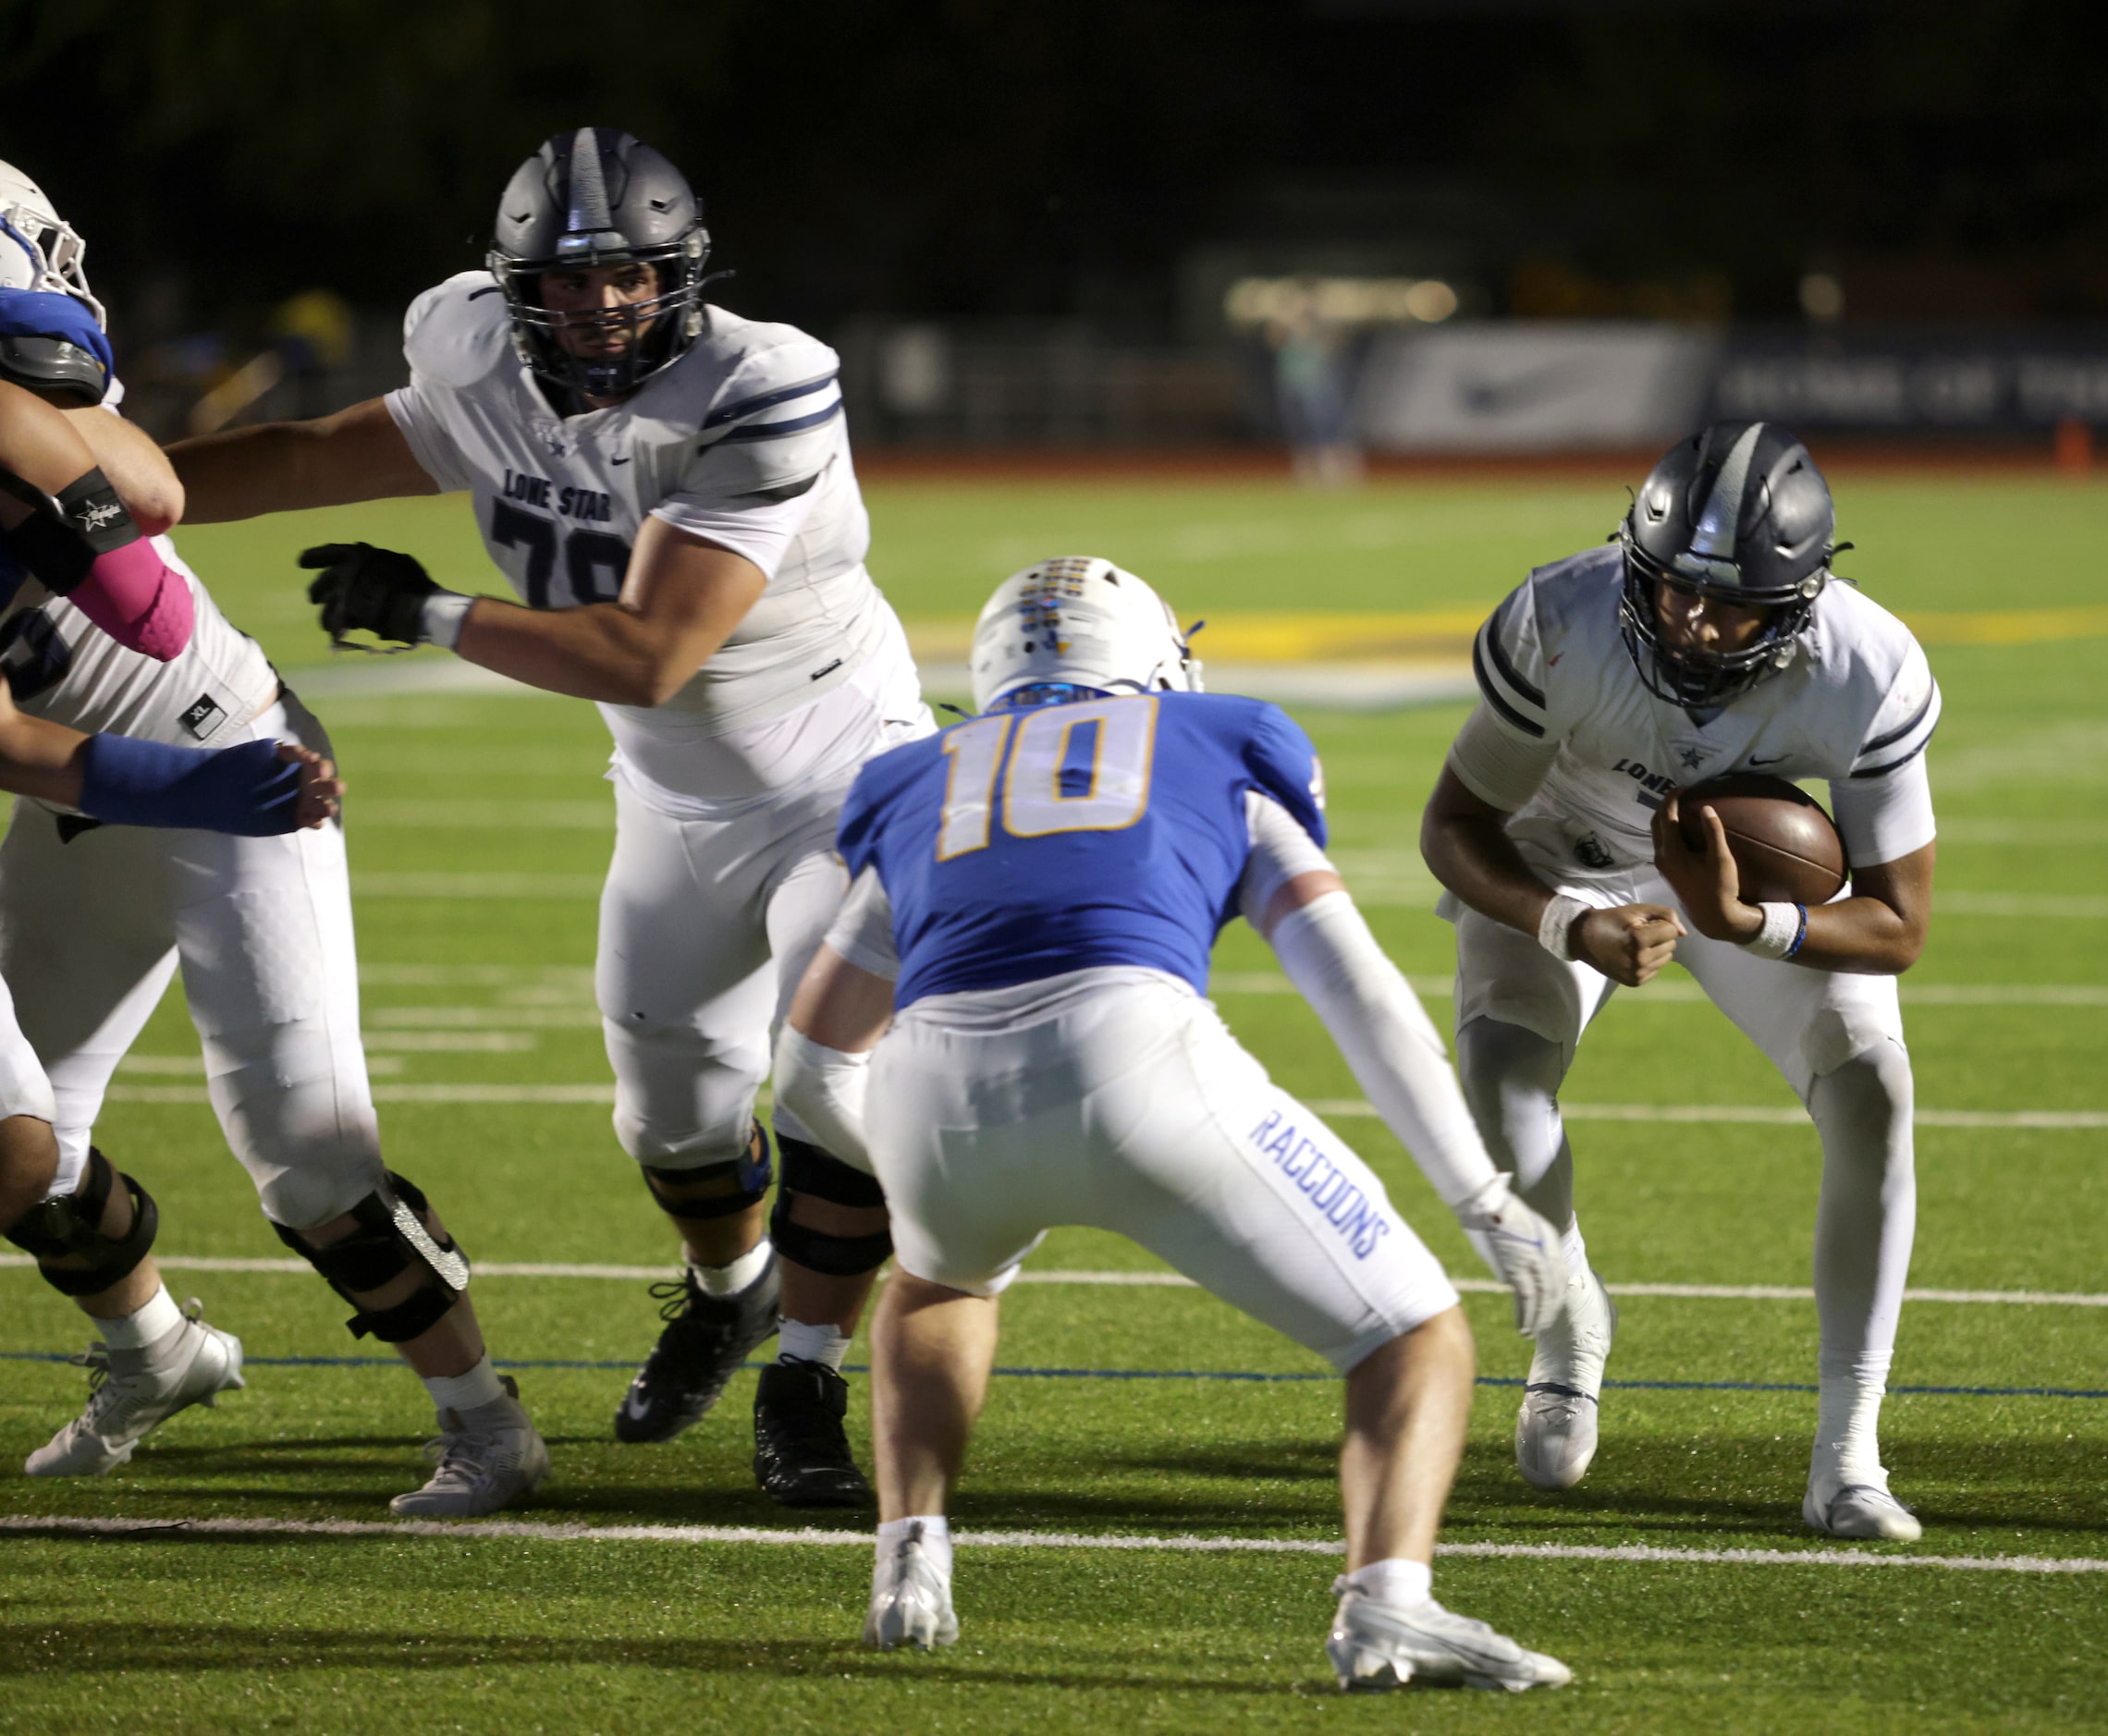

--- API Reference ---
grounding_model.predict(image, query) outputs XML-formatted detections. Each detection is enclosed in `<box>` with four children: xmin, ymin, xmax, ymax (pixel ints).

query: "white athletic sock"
<box><xmin>877</xmin><ymin>1515</ymin><xmax>952</xmax><ymax>1581</ymax></box>
<box><xmin>691</xmin><ymin>1239</ymin><xmax>772</xmax><ymax>1299</ymax></box>
<box><xmin>779</xmin><ymin>1319</ymin><xmax>852</xmax><ymax>1372</ymax></box>
<box><xmin>1343</xmin><ymin>1557</ymin><xmax>1433</xmax><ymax>1608</ymax></box>
<box><xmin>95</xmin><ymin>1283</ymin><xmax>182</xmax><ymax>1351</ymax></box>
<box><xmin>1562</xmin><ymin>1222</ymin><xmax>1588</xmax><ymax>1278</ymax></box>
<box><xmin>423</xmin><ymin>1354</ymin><xmax>507</xmax><ymax>1418</ymax></box>
<box><xmin>1812</xmin><ymin>1375</ymin><xmax>1887</xmax><ymax>1491</ymax></box>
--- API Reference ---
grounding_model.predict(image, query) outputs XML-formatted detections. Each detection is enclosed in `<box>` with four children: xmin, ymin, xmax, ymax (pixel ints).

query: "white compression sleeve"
<box><xmin>771</xmin><ymin>1025</ymin><xmax>876</xmax><ymax>1177</ymax></box>
<box><xmin>1268</xmin><ymin>890</ymin><xmax>1499</xmax><ymax>1209</ymax></box>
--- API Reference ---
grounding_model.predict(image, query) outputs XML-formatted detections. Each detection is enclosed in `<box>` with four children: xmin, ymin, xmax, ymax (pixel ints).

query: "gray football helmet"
<box><xmin>1617</xmin><ymin>420</ymin><xmax>1837</xmax><ymax>707</ymax></box>
<box><xmin>486</xmin><ymin>128</ymin><xmax>709</xmax><ymax>399</ymax></box>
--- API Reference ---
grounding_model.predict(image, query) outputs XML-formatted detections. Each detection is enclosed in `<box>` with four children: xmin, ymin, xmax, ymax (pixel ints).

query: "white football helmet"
<box><xmin>970</xmin><ymin>556</ymin><xmax>1203</xmax><ymax>713</ymax></box>
<box><xmin>0</xmin><ymin>161</ymin><xmax>104</xmax><ymax>325</ymax></box>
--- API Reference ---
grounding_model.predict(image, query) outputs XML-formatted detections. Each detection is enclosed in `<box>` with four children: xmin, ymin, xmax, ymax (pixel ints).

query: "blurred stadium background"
<box><xmin>7</xmin><ymin>0</ymin><xmax>2108</xmax><ymax>467</ymax></box>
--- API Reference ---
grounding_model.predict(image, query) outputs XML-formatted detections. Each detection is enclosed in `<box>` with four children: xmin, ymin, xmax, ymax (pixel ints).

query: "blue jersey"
<box><xmin>836</xmin><ymin>691</ymin><xmax>1327</xmax><ymax>1008</ymax></box>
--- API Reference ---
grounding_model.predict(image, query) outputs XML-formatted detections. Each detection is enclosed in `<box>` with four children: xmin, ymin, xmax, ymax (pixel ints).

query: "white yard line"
<box><xmin>2</xmin><ymin>1257</ymin><xmax>2099</xmax><ymax>1307</ymax></box>
<box><xmin>1213</xmin><ymin>973</ymin><xmax>2108</xmax><ymax>1008</ymax></box>
<box><xmin>106</xmin><ymin>1083</ymin><xmax>613</xmax><ymax>1106</ymax></box>
<box><xmin>2</xmin><ymin>1513</ymin><xmax>2098</xmax><ymax>1575</ymax></box>
<box><xmin>1305</xmin><ymin>1097</ymin><xmax>2108</xmax><ymax>1130</ymax></box>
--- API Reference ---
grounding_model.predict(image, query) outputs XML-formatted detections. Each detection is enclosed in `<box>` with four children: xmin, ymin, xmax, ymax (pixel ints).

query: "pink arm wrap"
<box><xmin>67</xmin><ymin>538</ymin><xmax>194</xmax><ymax>661</ymax></box>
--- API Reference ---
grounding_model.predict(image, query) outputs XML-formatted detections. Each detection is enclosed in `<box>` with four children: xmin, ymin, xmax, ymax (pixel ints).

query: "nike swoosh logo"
<box><xmin>1457</xmin><ymin>362</ymin><xmax>1582</xmax><ymax>417</ymax></box>
<box><xmin>611</xmin><ymin>455</ymin><xmax>632</xmax><ymax>465</ymax></box>
<box><xmin>1747</xmin><ymin>754</ymin><xmax>1786</xmax><ymax>766</ymax></box>
<box><xmin>620</xmin><ymin>1388</ymin><xmax>653</xmax><ymax>1420</ymax></box>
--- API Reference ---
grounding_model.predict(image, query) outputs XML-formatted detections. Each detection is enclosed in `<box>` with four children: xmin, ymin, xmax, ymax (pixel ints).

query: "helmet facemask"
<box><xmin>1616</xmin><ymin>531</ymin><xmax>1826</xmax><ymax>708</ymax></box>
<box><xmin>0</xmin><ymin>163</ymin><xmax>105</xmax><ymax>327</ymax></box>
<box><xmin>1616</xmin><ymin>420</ymin><xmax>1835</xmax><ymax>709</ymax></box>
<box><xmin>491</xmin><ymin>237</ymin><xmax>707</xmax><ymax>401</ymax></box>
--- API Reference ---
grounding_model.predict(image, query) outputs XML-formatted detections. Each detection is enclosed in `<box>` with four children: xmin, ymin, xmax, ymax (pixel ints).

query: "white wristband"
<box><xmin>1536</xmin><ymin>893</ymin><xmax>1590</xmax><ymax>961</ymax></box>
<box><xmin>1743</xmin><ymin>900</ymin><xmax>1802</xmax><ymax>960</ymax></box>
<box><xmin>419</xmin><ymin>591</ymin><xmax>474</xmax><ymax>650</ymax></box>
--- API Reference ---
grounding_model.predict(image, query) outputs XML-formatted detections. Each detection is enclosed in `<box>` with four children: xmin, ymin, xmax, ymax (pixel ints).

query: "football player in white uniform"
<box><xmin>0</xmin><ymin>165</ymin><xmax>547</xmax><ymax>1516</ymax></box>
<box><xmin>771</xmin><ymin>558</ymin><xmax>1571</xmax><ymax>1688</ymax></box>
<box><xmin>1420</xmin><ymin>422</ymin><xmax>1937</xmax><ymax>1541</ymax></box>
<box><xmin>168</xmin><ymin>128</ymin><xmax>934</xmax><ymax>1505</ymax></box>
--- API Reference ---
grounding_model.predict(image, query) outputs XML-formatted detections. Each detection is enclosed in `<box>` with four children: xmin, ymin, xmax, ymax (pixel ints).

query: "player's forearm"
<box><xmin>1788</xmin><ymin>896</ymin><xmax>1926</xmax><ymax>974</ymax></box>
<box><xmin>1421</xmin><ymin>808</ymin><xmax>1558</xmax><ymax>937</ymax></box>
<box><xmin>0</xmin><ymin>710</ymin><xmax>88</xmax><ymax>806</ymax></box>
<box><xmin>1269</xmin><ymin>892</ymin><xmax>1498</xmax><ymax>1208</ymax></box>
<box><xmin>64</xmin><ymin>409</ymin><xmax>182</xmax><ymax>535</ymax></box>
<box><xmin>167</xmin><ymin>399</ymin><xmax>437</xmax><ymax>522</ymax></box>
<box><xmin>452</xmin><ymin>596</ymin><xmax>714</xmax><ymax>706</ymax></box>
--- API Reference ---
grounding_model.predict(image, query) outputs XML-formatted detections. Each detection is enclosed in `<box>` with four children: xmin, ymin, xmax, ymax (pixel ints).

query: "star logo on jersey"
<box><xmin>1669</xmin><ymin>736</ymin><xmax>1714</xmax><ymax>773</ymax></box>
<box><xmin>535</xmin><ymin>424</ymin><xmax>570</xmax><ymax>459</ymax></box>
<box><xmin>1677</xmin><ymin>744</ymin><xmax>1708</xmax><ymax>770</ymax></box>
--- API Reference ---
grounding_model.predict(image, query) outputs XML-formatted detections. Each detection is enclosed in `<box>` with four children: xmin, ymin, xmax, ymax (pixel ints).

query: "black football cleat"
<box><xmin>613</xmin><ymin>1255</ymin><xmax>780</xmax><ymax>1444</ymax></box>
<box><xmin>753</xmin><ymin>1358</ymin><xmax>873</xmax><ymax>1508</ymax></box>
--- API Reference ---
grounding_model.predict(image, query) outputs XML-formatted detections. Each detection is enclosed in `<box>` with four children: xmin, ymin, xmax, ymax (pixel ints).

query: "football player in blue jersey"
<box><xmin>773</xmin><ymin>556</ymin><xmax>1573</xmax><ymax>1692</ymax></box>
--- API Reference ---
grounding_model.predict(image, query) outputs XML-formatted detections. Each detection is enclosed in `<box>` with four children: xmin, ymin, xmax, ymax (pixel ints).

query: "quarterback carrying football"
<box><xmin>774</xmin><ymin>556</ymin><xmax>1572</xmax><ymax>1690</ymax></box>
<box><xmin>1420</xmin><ymin>421</ymin><xmax>1938</xmax><ymax>1541</ymax></box>
<box><xmin>169</xmin><ymin>128</ymin><xmax>934</xmax><ymax>1504</ymax></box>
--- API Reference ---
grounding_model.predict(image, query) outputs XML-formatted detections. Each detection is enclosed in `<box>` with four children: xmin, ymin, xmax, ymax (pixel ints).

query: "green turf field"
<box><xmin>3</xmin><ymin>473</ymin><xmax>2104</xmax><ymax>1733</ymax></box>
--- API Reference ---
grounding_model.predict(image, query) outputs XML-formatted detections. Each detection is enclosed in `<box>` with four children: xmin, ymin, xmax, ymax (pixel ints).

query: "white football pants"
<box><xmin>1450</xmin><ymin>866</ymin><xmax>1915</xmax><ymax>1402</ymax></box>
<box><xmin>0</xmin><ymin>693</ymin><xmax>385</xmax><ymax>1229</ymax></box>
<box><xmin>598</xmin><ymin>638</ymin><xmax>933</xmax><ymax>1171</ymax></box>
<box><xmin>865</xmin><ymin>968</ymin><xmax>1460</xmax><ymax>1372</ymax></box>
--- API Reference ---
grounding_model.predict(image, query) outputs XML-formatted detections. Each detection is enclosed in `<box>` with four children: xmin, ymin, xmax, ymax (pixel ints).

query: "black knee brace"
<box><xmin>769</xmin><ymin>1133</ymin><xmax>891</xmax><ymax>1277</ymax></box>
<box><xmin>643</xmin><ymin>1123</ymin><xmax>774</xmax><ymax>1222</ymax></box>
<box><xmin>273</xmin><ymin>1170</ymin><xmax>469</xmax><ymax>1342</ymax></box>
<box><xmin>4</xmin><ymin>1147</ymin><xmax>158</xmax><ymax>1298</ymax></box>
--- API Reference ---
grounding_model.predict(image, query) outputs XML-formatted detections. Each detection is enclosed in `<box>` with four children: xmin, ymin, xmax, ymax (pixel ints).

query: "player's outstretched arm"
<box><xmin>165</xmin><ymin>397</ymin><xmax>439</xmax><ymax>523</ymax></box>
<box><xmin>1250</xmin><ymin>848</ymin><xmax>1566</xmax><ymax>1337</ymax></box>
<box><xmin>302</xmin><ymin>519</ymin><xmax>767</xmax><ymax>708</ymax></box>
<box><xmin>1652</xmin><ymin>791</ymin><xmax>1934</xmax><ymax>974</ymax></box>
<box><xmin>774</xmin><ymin>943</ymin><xmax>897</xmax><ymax>1177</ymax></box>
<box><xmin>1422</xmin><ymin>763</ymin><xmax>1683</xmax><ymax>987</ymax></box>
<box><xmin>0</xmin><ymin>680</ymin><xmax>341</xmax><ymax>831</ymax></box>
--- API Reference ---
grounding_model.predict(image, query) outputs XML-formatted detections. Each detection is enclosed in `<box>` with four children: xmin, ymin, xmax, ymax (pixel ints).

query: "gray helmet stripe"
<box><xmin>1687</xmin><ymin>422</ymin><xmax>1765</xmax><ymax>563</ymax></box>
<box><xmin>566</xmin><ymin>127</ymin><xmax>612</xmax><ymax>235</ymax></box>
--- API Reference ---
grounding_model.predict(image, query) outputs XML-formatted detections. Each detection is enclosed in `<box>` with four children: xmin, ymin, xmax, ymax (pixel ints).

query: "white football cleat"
<box><xmin>1804</xmin><ymin>1478</ymin><xmax>1923</xmax><ymax>1543</ymax></box>
<box><xmin>1327</xmin><ymin>1582</ymin><xmax>1572</xmax><ymax>1693</ymax></box>
<box><xmin>389</xmin><ymin>1379</ymin><xmax>550</xmax><ymax>1519</ymax></box>
<box><xmin>864</xmin><ymin>1522</ymin><xmax>959</xmax><ymax>1651</ymax></box>
<box><xmin>25</xmin><ymin>1300</ymin><xmax>244</xmax><ymax>1477</ymax></box>
<box><xmin>1515</xmin><ymin>1266</ymin><xmax>1617</xmax><ymax>1492</ymax></box>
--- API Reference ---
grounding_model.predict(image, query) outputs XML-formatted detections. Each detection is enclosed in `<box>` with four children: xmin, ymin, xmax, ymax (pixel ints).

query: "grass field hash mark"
<box><xmin>5</xmin><ymin>1348</ymin><xmax>2102</xmax><ymax>1400</ymax></box>
<box><xmin>6</xmin><ymin>1513</ymin><xmax>2102</xmax><ymax>1575</ymax></box>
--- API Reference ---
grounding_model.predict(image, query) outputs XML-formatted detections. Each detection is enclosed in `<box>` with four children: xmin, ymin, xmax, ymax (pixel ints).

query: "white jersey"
<box><xmin>0</xmin><ymin>537</ymin><xmax>278</xmax><ymax>752</ymax></box>
<box><xmin>1452</xmin><ymin>544</ymin><xmax>1940</xmax><ymax>881</ymax></box>
<box><xmin>386</xmin><ymin>271</ymin><xmax>907</xmax><ymax>803</ymax></box>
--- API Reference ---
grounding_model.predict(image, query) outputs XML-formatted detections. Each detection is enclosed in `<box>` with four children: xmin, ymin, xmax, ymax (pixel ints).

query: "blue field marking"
<box><xmin>4</xmin><ymin>1350</ymin><xmax>2104</xmax><ymax>1400</ymax></box>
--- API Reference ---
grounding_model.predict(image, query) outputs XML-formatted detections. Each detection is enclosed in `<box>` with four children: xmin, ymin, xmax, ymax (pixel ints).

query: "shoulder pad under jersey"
<box><xmin>655</xmin><ymin>313</ymin><xmax>846</xmax><ymax>503</ymax></box>
<box><xmin>402</xmin><ymin>272</ymin><xmax>514</xmax><ymax>390</ymax></box>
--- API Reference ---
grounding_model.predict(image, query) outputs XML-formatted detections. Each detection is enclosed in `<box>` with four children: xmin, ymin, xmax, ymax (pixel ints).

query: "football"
<box><xmin>1675</xmin><ymin>773</ymin><xmax>1849</xmax><ymax>904</ymax></box>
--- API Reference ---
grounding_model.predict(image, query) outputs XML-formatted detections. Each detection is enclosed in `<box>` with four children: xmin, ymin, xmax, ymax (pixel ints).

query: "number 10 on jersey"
<box><xmin>936</xmin><ymin>696</ymin><xmax>1158</xmax><ymax>860</ymax></box>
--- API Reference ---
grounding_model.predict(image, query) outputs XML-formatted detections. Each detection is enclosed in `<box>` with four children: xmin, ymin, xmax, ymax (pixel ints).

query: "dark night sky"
<box><xmin>4</xmin><ymin>0</ymin><xmax>2106</xmax><ymax>336</ymax></box>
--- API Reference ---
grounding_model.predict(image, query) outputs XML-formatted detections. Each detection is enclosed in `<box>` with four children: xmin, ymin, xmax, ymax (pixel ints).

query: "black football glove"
<box><xmin>300</xmin><ymin>543</ymin><xmax>438</xmax><ymax>650</ymax></box>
